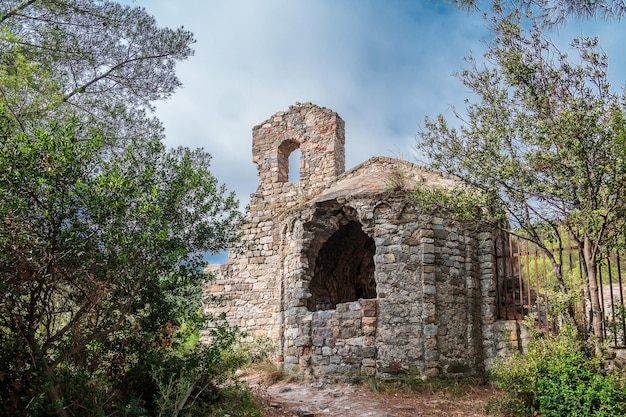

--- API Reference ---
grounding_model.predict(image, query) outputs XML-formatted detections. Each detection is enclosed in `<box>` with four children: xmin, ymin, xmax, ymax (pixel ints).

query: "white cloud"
<box><xmin>128</xmin><ymin>0</ymin><xmax>626</xmax><ymax>208</ymax></box>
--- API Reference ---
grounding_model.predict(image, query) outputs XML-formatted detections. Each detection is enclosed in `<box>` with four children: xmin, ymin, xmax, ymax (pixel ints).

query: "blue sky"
<box><xmin>126</xmin><ymin>0</ymin><xmax>626</xmax><ymax>211</ymax></box>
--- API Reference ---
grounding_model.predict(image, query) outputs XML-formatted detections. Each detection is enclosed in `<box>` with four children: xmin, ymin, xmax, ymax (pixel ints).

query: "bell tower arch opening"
<box><xmin>277</xmin><ymin>140</ymin><xmax>300</xmax><ymax>183</ymax></box>
<box><xmin>307</xmin><ymin>220</ymin><xmax>376</xmax><ymax>311</ymax></box>
<box><xmin>288</xmin><ymin>148</ymin><xmax>301</xmax><ymax>183</ymax></box>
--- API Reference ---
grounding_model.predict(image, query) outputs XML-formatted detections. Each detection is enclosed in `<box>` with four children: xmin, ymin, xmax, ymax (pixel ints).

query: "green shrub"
<box><xmin>488</xmin><ymin>327</ymin><xmax>626</xmax><ymax>416</ymax></box>
<box><xmin>536</xmin><ymin>350</ymin><xmax>625</xmax><ymax>417</ymax></box>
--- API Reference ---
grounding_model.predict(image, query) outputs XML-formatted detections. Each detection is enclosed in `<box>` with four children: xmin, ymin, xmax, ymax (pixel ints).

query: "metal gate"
<box><xmin>496</xmin><ymin>232</ymin><xmax>626</xmax><ymax>348</ymax></box>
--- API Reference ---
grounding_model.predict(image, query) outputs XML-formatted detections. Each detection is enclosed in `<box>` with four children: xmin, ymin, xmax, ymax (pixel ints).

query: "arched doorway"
<box><xmin>307</xmin><ymin>220</ymin><xmax>376</xmax><ymax>311</ymax></box>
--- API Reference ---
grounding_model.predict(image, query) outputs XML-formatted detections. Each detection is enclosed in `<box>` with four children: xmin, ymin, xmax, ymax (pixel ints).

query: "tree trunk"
<box><xmin>551</xmin><ymin>262</ymin><xmax>576</xmax><ymax>323</ymax></box>
<box><xmin>583</xmin><ymin>235</ymin><xmax>603</xmax><ymax>345</ymax></box>
<box><xmin>42</xmin><ymin>360</ymin><xmax>69</xmax><ymax>417</ymax></box>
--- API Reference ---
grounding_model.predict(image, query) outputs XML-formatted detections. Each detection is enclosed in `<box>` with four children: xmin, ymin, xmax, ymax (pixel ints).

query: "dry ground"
<box><xmin>247</xmin><ymin>374</ymin><xmax>502</xmax><ymax>417</ymax></box>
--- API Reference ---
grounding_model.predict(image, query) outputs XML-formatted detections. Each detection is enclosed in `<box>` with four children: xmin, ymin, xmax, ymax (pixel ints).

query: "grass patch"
<box><xmin>200</xmin><ymin>383</ymin><xmax>266</xmax><ymax>417</ymax></box>
<box><xmin>247</xmin><ymin>359</ymin><xmax>289</xmax><ymax>386</ymax></box>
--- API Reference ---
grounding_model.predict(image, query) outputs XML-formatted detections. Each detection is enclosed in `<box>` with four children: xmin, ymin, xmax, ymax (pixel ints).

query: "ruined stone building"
<box><xmin>205</xmin><ymin>102</ymin><xmax>517</xmax><ymax>380</ymax></box>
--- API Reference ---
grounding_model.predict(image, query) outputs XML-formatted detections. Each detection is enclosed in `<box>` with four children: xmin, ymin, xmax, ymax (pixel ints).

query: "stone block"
<box><xmin>284</xmin><ymin>355</ymin><xmax>299</xmax><ymax>364</ymax></box>
<box><xmin>346</xmin><ymin>337</ymin><xmax>364</xmax><ymax>347</ymax></box>
<box><xmin>317</xmin><ymin>310</ymin><xmax>333</xmax><ymax>319</ymax></box>
<box><xmin>434</xmin><ymin>229</ymin><xmax>448</xmax><ymax>240</ymax></box>
<box><xmin>422</xmin><ymin>253</ymin><xmax>435</xmax><ymax>265</ymax></box>
<box><xmin>317</xmin><ymin>364</ymin><xmax>340</xmax><ymax>375</ymax></box>
<box><xmin>362</xmin><ymin>346</ymin><xmax>376</xmax><ymax>358</ymax></box>
<box><xmin>424</xmin><ymin>324</ymin><xmax>438</xmax><ymax>337</ymax></box>
<box><xmin>422</xmin><ymin>243</ymin><xmax>435</xmax><ymax>254</ymax></box>
<box><xmin>388</xmin><ymin>244</ymin><xmax>404</xmax><ymax>252</ymax></box>
<box><xmin>339</xmin><ymin>327</ymin><xmax>358</xmax><ymax>339</ymax></box>
<box><xmin>383</xmin><ymin>253</ymin><xmax>396</xmax><ymax>263</ymax></box>
<box><xmin>314</xmin><ymin>327</ymin><xmax>333</xmax><ymax>338</ymax></box>
<box><xmin>362</xmin><ymin>325</ymin><xmax>376</xmax><ymax>336</ymax></box>
<box><xmin>208</xmin><ymin>285</ymin><xmax>224</xmax><ymax>293</ymax></box>
<box><xmin>342</xmin><ymin>311</ymin><xmax>361</xmax><ymax>319</ymax></box>
<box><xmin>312</xmin><ymin>319</ymin><xmax>326</xmax><ymax>327</ymax></box>
<box><xmin>361</xmin><ymin>365</ymin><xmax>376</xmax><ymax>376</ymax></box>
<box><xmin>375</xmin><ymin>237</ymin><xmax>390</xmax><ymax>246</ymax></box>
<box><xmin>361</xmin><ymin>316</ymin><xmax>377</xmax><ymax>326</ymax></box>
<box><xmin>311</xmin><ymin>355</ymin><xmax>330</xmax><ymax>366</ymax></box>
<box><xmin>424</xmin><ymin>284</ymin><xmax>436</xmax><ymax>295</ymax></box>
<box><xmin>425</xmin><ymin>350</ymin><xmax>440</xmax><ymax>361</ymax></box>
<box><xmin>343</xmin><ymin>354</ymin><xmax>362</xmax><ymax>365</ymax></box>
<box><xmin>362</xmin><ymin>358</ymin><xmax>376</xmax><ymax>367</ymax></box>
<box><xmin>348</xmin><ymin>302</ymin><xmax>362</xmax><ymax>311</ymax></box>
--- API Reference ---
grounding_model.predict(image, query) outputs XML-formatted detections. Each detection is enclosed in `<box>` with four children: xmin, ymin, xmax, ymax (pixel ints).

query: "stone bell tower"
<box><xmin>207</xmin><ymin>103</ymin><xmax>347</xmax><ymax>342</ymax></box>
<box><xmin>251</xmin><ymin>102</ymin><xmax>345</xmax><ymax>206</ymax></box>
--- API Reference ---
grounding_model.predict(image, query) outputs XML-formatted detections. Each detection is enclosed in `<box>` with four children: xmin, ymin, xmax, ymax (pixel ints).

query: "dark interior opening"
<box><xmin>307</xmin><ymin>221</ymin><xmax>376</xmax><ymax>311</ymax></box>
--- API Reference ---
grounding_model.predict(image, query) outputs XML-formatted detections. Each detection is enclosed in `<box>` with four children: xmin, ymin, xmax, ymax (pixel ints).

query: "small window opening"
<box><xmin>288</xmin><ymin>148</ymin><xmax>301</xmax><ymax>183</ymax></box>
<box><xmin>277</xmin><ymin>140</ymin><xmax>300</xmax><ymax>183</ymax></box>
<box><xmin>307</xmin><ymin>221</ymin><xmax>376</xmax><ymax>311</ymax></box>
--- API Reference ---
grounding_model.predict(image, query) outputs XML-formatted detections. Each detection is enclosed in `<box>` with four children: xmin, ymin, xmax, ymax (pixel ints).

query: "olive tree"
<box><xmin>418</xmin><ymin>5</ymin><xmax>626</xmax><ymax>342</ymax></box>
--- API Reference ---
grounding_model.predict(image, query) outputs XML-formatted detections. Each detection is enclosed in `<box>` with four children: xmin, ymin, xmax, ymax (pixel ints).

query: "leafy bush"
<box><xmin>0</xmin><ymin>2</ymin><xmax>256</xmax><ymax>415</ymax></box>
<box><xmin>488</xmin><ymin>327</ymin><xmax>626</xmax><ymax>416</ymax></box>
<box><xmin>0</xmin><ymin>106</ymin><xmax>249</xmax><ymax>415</ymax></box>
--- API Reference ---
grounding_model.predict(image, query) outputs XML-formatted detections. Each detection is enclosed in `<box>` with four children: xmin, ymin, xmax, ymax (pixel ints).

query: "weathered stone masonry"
<box><xmin>205</xmin><ymin>102</ymin><xmax>518</xmax><ymax>379</ymax></box>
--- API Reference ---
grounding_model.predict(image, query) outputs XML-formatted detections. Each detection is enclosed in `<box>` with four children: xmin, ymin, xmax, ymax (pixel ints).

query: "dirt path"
<box><xmin>249</xmin><ymin>376</ymin><xmax>501</xmax><ymax>417</ymax></box>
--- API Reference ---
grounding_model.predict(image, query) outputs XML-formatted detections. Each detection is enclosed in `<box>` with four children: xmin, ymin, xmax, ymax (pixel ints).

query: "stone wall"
<box><xmin>276</xmin><ymin>196</ymin><xmax>496</xmax><ymax>379</ymax></box>
<box><xmin>283</xmin><ymin>299</ymin><xmax>378</xmax><ymax>378</ymax></box>
<box><xmin>204</xmin><ymin>103</ymin><xmax>522</xmax><ymax>380</ymax></box>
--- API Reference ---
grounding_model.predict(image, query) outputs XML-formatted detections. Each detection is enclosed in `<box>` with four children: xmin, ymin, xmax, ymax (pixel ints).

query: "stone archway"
<box><xmin>307</xmin><ymin>220</ymin><xmax>376</xmax><ymax>311</ymax></box>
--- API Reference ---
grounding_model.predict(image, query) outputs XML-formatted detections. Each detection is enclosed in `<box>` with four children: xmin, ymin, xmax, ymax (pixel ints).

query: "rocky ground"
<box><xmin>247</xmin><ymin>374</ymin><xmax>501</xmax><ymax>417</ymax></box>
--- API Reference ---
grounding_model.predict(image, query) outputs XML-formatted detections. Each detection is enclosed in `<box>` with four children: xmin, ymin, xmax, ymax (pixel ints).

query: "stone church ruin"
<box><xmin>205</xmin><ymin>102</ymin><xmax>518</xmax><ymax>380</ymax></box>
